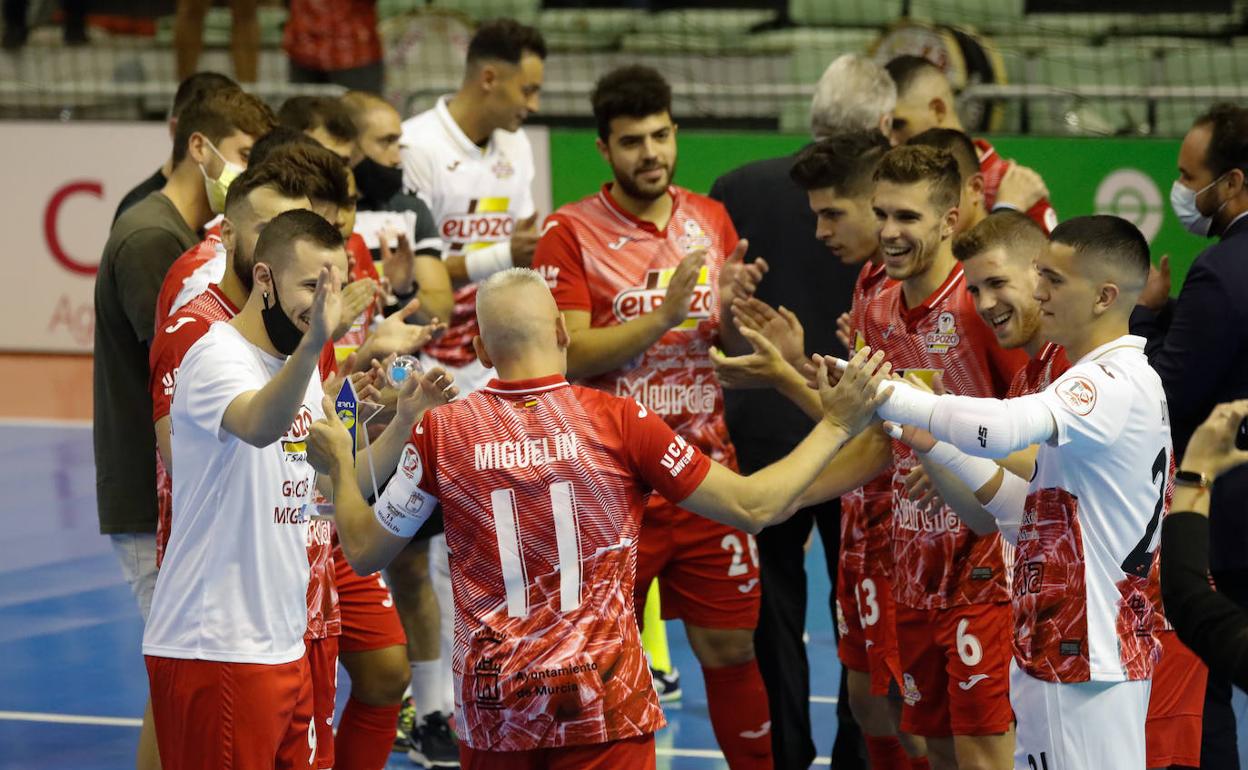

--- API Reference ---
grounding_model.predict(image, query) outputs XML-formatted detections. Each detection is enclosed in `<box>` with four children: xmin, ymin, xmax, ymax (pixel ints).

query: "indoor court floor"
<box><xmin>0</xmin><ymin>355</ymin><xmax>844</xmax><ymax>770</ymax></box>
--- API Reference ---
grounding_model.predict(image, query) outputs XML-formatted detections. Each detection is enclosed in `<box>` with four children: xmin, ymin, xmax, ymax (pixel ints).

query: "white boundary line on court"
<box><xmin>0</xmin><ymin>417</ymin><xmax>91</xmax><ymax>428</ymax></box>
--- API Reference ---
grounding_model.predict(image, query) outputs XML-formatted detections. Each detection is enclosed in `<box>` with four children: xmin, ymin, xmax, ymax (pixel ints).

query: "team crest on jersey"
<box><xmin>491</xmin><ymin>158</ymin><xmax>515</xmax><ymax>179</ymax></box>
<box><xmin>678</xmin><ymin>219</ymin><xmax>713</xmax><ymax>253</ymax></box>
<box><xmin>924</xmin><ymin>311</ymin><xmax>961</xmax><ymax>354</ymax></box>
<box><xmin>1055</xmin><ymin>375</ymin><xmax>1097</xmax><ymax>416</ymax></box>
<box><xmin>902</xmin><ymin>673</ymin><xmax>922</xmax><ymax>705</ymax></box>
<box><xmin>612</xmin><ymin>266</ymin><xmax>714</xmax><ymax>330</ymax></box>
<box><xmin>399</xmin><ymin>444</ymin><xmax>424</xmax><ymax>482</ymax></box>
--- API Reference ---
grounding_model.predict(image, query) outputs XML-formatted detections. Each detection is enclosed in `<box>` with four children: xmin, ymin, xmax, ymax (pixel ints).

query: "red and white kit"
<box><xmin>378</xmin><ymin>375</ymin><xmax>714</xmax><ymax>756</ymax></box>
<box><xmin>400</xmin><ymin>96</ymin><xmax>536</xmax><ymax>392</ymax></box>
<box><xmin>1006</xmin><ymin>335</ymin><xmax>1172</xmax><ymax>768</ymax></box>
<box><xmin>143</xmin><ymin>322</ymin><xmax>325</xmax><ymax>769</ymax></box>
<box><xmin>860</xmin><ymin>263</ymin><xmax>1026</xmax><ymax>737</ymax></box>
<box><xmin>837</xmin><ymin>260</ymin><xmax>901</xmax><ymax>695</ymax></box>
<box><xmin>534</xmin><ymin>185</ymin><xmax>762</xmax><ymax>629</ymax></box>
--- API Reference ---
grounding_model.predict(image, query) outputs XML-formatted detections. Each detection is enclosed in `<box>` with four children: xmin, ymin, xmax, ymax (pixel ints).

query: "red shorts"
<box><xmin>635</xmin><ymin>501</ymin><xmax>761</xmax><ymax>630</ymax></box>
<box><xmin>145</xmin><ymin>653</ymin><xmax>314</xmax><ymax>770</ymax></box>
<box><xmin>334</xmin><ymin>543</ymin><xmax>407</xmax><ymax>653</ymax></box>
<box><xmin>304</xmin><ymin>636</ymin><xmax>339</xmax><ymax>769</ymax></box>
<box><xmin>837</xmin><ymin>568</ymin><xmax>902</xmax><ymax>696</ymax></box>
<box><xmin>895</xmin><ymin>602</ymin><xmax>1014</xmax><ymax>737</ymax></box>
<box><xmin>1146</xmin><ymin>628</ymin><xmax>1207</xmax><ymax>768</ymax></box>
<box><xmin>460</xmin><ymin>733</ymin><xmax>656</xmax><ymax>770</ymax></box>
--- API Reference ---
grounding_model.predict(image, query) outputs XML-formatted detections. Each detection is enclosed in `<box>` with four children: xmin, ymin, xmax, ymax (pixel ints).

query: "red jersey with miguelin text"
<box><xmin>155</xmin><ymin>235</ymin><xmax>222</xmax><ymax>330</ymax></box>
<box><xmin>407</xmin><ymin>375</ymin><xmax>710</xmax><ymax>750</ymax></box>
<box><xmin>147</xmin><ymin>285</ymin><xmax>341</xmax><ymax>639</ymax></box>
<box><xmin>976</xmin><ymin>139</ymin><xmax>1059</xmax><ymax>234</ymax></box>
<box><xmin>861</xmin><ymin>264</ymin><xmax>1027</xmax><ymax>609</ymax></box>
<box><xmin>533</xmin><ymin>185</ymin><xmax>738</xmax><ymax>469</ymax></box>
<box><xmin>842</xmin><ymin>260</ymin><xmax>897</xmax><ymax>577</ymax></box>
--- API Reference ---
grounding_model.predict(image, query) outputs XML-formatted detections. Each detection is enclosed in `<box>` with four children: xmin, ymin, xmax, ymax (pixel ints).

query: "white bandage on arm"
<box><xmin>371</xmin><ymin>445</ymin><xmax>439</xmax><ymax>538</ymax></box>
<box><xmin>874</xmin><ymin>379</ymin><xmax>941</xmax><ymax>427</ymax></box>
<box><xmin>984</xmin><ymin>470</ymin><xmax>1029</xmax><ymax>545</ymax></box>
<box><xmin>924</xmin><ymin>440</ymin><xmax>1002</xmax><ymax>493</ymax></box>
<box><xmin>926</xmin><ymin>392</ymin><xmax>1056</xmax><ymax>458</ymax></box>
<box><xmin>465</xmin><ymin>241</ymin><xmax>514</xmax><ymax>283</ymax></box>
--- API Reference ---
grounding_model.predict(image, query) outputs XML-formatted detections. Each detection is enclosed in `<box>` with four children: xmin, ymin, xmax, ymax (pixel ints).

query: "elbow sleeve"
<box><xmin>928</xmin><ymin>393</ymin><xmax>1055</xmax><ymax>458</ymax></box>
<box><xmin>925</xmin><ymin>441</ymin><xmax>1002</xmax><ymax>493</ymax></box>
<box><xmin>985</xmin><ymin>470</ymin><xmax>1029</xmax><ymax>545</ymax></box>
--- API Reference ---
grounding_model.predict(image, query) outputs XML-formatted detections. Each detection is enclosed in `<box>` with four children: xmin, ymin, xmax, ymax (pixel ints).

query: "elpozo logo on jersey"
<box><xmin>612</xmin><ymin>266</ymin><xmax>714</xmax><ymax>330</ymax></box>
<box><xmin>440</xmin><ymin>197</ymin><xmax>512</xmax><ymax>248</ymax></box>
<box><xmin>924</xmin><ymin>311</ymin><xmax>961</xmax><ymax>354</ymax></box>
<box><xmin>281</xmin><ymin>405</ymin><xmax>315</xmax><ymax>461</ymax></box>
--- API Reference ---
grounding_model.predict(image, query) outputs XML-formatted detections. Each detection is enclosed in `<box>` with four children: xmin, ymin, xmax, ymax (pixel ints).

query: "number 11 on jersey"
<box><xmin>491</xmin><ymin>481</ymin><xmax>581</xmax><ymax>618</ymax></box>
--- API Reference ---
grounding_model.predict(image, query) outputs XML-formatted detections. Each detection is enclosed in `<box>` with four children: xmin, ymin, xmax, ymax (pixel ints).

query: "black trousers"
<box><xmin>753</xmin><ymin>497</ymin><xmax>865</xmax><ymax>769</ymax></box>
<box><xmin>1203</xmin><ymin>568</ymin><xmax>1248</xmax><ymax>770</ymax></box>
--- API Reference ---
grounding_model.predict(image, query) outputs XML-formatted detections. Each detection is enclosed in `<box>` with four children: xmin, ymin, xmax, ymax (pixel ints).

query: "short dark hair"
<box><xmin>790</xmin><ymin>132</ymin><xmax>891</xmax><ymax>198</ymax></box>
<box><xmin>173</xmin><ymin>88</ymin><xmax>277</xmax><ymax>165</ymax></box>
<box><xmin>1050</xmin><ymin>215</ymin><xmax>1150</xmax><ymax>288</ymax></box>
<box><xmin>1193</xmin><ymin>103</ymin><xmax>1248</xmax><ymax>178</ymax></box>
<box><xmin>254</xmin><ymin>209</ymin><xmax>345</xmax><ymax>270</ymax></box>
<box><xmin>908</xmin><ymin>128</ymin><xmax>980</xmax><ymax>182</ymax></box>
<box><xmin>278</xmin><ymin>96</ymin><xmax>359</xmax><ymax>144</ymax></box>
<box><xmin>467</xmin><ymin>18</ymin><xmax>547</xmax><ymax>66</ymax></box>
<box><xmin>591</xmin><ymin>65</ymin><xmax>672</xmax><ymax>142</ymax></box>
<box><xmin>954</xmin><ymin>210</ymin><xmax>1047</xmax><ymax>262</ymax></box>
<box><xmin>171</xmin><ymin>71</ymin><xmax>237</xmax><ymax>120</ymax></box>
<box><xmin>874</xmin><ymin>145</ymin><xmax>962</xmax><ymax>212</ymax></box>
<box><xmin>247</xmin><ymin>126</ymin><xmax>320</xmax><ymax>168</ymax></box>
<box><xmin>885</xmin><ymin>54</ymin><xmax>944</xmax><ymax>96</ymax></box>
<box><xmin>225</xmin><ymin>142</ymin><xmax>352</xmax><ymax>216</ymax></box>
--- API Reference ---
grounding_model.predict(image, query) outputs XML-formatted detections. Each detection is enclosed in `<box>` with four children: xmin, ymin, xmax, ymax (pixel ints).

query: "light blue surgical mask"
<box><xmin>1170</xmin><ymin>174</ymin><xmax>1229</xmax><ymax>237</ymax></box>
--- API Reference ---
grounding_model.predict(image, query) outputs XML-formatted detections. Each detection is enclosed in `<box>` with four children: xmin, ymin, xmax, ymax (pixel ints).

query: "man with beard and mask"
<box><xmin>94</xmin><ymin>84</ymin><xmax>274</xmax><ymax>770</ymax></box>
<box><xmin>342</xmin><ymin>90</ymin><xmax>453</xmax><ymax>325</ymax></box>
<box><xmin>396</xmin><ymin>19</ymin><xmax>546</xmax><ymax>764</ymax></box>
<box><xmin>1131</xmin><ymin>102</ymin><xmax>1248</xmax><ymax>770</ymax></box>
<box><xmin>143</xmin><ymin>208</ymin><xmax>454</xmax><ymax>770</ymax></box>
<box><xmin>532</xmin><ymin>65</ymin><xmax>774</xmax><ymax>770</ymax></box>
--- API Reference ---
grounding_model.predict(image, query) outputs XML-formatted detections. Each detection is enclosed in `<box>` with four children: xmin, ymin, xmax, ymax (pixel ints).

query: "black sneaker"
<box><xmin>394</xmin><ymin>695</ymin><xmax>416</xmax><ymax>753</ymax></box>
<box><xmin>408</xmin><ymin>710</ymin><xmax>460</xmax><ymax>768</ymax></box>
<box><xmin>651</xmin><ymin>665</ymin><xmax>682</xmax><ymax>702</ymax></box>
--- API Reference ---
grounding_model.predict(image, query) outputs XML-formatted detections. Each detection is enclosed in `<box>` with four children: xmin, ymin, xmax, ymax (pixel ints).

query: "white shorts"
<box><xmin>1010</xmin><ymin>659</ymin><xmax>1150</xmax><ymax>770</ymax></box>
<box><xmin>110</xmin><ymin>532</ymin><xmax>158</xmax><ymax>623</ymax></box>
<box><xmin>418</xmin><ymin>354</ymin><xmax>494</xmax><ymax>396</ymax></box>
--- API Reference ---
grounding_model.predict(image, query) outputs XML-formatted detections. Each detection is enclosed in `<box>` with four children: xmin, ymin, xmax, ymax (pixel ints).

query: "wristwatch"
<box><xmin>1175</xmin><ymin>469</ymin><xmax>1214</xmax><ymax>489</ymax></box>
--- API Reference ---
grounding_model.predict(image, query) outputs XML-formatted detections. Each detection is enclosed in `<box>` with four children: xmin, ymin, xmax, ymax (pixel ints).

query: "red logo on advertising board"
<box><xmin>44</xmin><ymin>180</ymin><xmax>103</xmax><ymax>276</ymax></box>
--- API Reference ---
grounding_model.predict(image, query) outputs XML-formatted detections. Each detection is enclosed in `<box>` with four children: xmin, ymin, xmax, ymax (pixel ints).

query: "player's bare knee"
<box><xmin>686</xmin><ymin>626</ymin><xmax>755</xmax><ymax>668</ymax></box>
<box><xmin>340</xmin><ymin>646</ymin><xmax>410</xmax><ymax>705</ymax></box>
<box><xmin>847</xmin><ymin>691</ymin><xmax>894</xmax><ymax>736</ymax></box>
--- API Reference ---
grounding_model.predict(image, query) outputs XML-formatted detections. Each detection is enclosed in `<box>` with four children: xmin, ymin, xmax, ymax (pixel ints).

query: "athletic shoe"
<box><xmin>651</xmin><ymin>665</ymin><xmax>682</xmax><ymax>702</ymax></box>
<box><xmin>408</xmin><ymin>710</ymin><xmax>460</xmax><ymax>768</ymax></box>
<box><xmin>394</xmin><ymin>695</ymin><xmax>416</xmax><ymax>753</ymax></box>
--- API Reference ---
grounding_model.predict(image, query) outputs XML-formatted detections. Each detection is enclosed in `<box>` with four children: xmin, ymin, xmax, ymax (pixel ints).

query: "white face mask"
<box><xmin>198</xmin><ymin>140</ymin><xmax>244</xmax><ymax>215</ymax></box>
<box><xmin>1170</xmin><ymin>175</ymin><xmax>1228</xmax><ymax>237</ymax></box>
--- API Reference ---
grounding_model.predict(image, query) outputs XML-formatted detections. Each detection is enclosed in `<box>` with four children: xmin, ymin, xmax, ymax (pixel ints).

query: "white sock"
<box><xmin>410</xmin><ymin>660</ymin><xmax>444</xmax><ymax>719</ymax></box>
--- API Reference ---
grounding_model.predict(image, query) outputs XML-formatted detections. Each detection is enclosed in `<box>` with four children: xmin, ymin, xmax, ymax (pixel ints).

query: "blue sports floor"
<box><xmin>0</xmin><ymin>423</ymin><xmax>845</xmax><ymax>770</ymax></box>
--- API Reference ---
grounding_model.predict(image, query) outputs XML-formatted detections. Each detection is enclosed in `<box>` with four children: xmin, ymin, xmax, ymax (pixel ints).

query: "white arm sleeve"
<box><xmin>876</xmin><ymin>380</ymin><xmax>1057</xmax><ymax>459</ymax></box>
<box><xmin>924</xmin><ymin>440</ymin><xmax>1002</xmax><ymax>493</ymax></box>
<box><xmin>984</xmin><ymin>469</ymin><xmax>1029</xmax><ymax>545</ymax></box>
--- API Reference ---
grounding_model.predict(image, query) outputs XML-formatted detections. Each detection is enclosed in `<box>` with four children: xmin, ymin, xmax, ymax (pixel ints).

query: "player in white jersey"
<box><xmin>396</xmin><ymin>19</ymin><xmax>547</xmax><ymax>756</ymax></box>
<box><xmin>858</xmin><ymin>216</ymin><xmax>1170</xmax><ymax>770</ymax></box>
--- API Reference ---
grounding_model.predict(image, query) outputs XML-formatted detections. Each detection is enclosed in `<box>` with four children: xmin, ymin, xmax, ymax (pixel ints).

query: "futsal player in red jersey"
<box><xmin>305</xmin><ymin>266</ymin><xmax>896</xmax><ymax>769</ymax></box>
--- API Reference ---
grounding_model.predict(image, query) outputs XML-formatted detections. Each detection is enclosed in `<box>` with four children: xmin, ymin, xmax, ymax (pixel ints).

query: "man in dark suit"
<box><xmin>708</xmin><ymin>53</ymin><xmax>896</xmax><ymax>770</ymax></box>
<box><xmin>1132</xmin><ymin>102</ymin><xmax>1248</xmax><ymax>770</ymax></box>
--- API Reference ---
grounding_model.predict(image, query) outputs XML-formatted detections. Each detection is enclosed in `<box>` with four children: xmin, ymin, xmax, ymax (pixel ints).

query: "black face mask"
<box><xmin>261</xmin><ymin>278</ymin><xmax>305</xmax><ymax>356</ymax></box>
<box><xmin>353</xmin><ymin>156</ymin><xmax>403</xmax><ymax>205</ymax></box>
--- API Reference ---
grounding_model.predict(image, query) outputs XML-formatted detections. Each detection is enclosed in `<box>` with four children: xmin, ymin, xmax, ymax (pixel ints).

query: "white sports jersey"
<box><xmin>1012</xmin><ymin>335</ymin><xmax>1171</xmax><ymax>684</ymax></box>
<box><xmin>400</xmin><ymin>96</ymin><xmax>536</xmax><ymax>373</ymax></box>
<box><xmin>143</xmin><ymin>322</ymin><xmax>324</xmax><ymax>664</ymax></box>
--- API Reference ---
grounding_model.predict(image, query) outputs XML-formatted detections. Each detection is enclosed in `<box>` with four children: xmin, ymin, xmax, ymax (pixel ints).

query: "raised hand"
<box><xmin>355</xmin><ymin>298</ymin><xmax>446</xmax><ymax>369</ymax></box>
<box><xmin>307</xmin><ymin>265</ymin><xmax>344</xmax><ymax>350</ymax></box>
<box><xmin>333</xmin><ymin>279</ymin><xmax>380</xmax><ymax>341</ymax></box>
<box><xmin>395</xmin><ymin>366</ymin><xmax>458</xmax><ymax>428</ymax></box>
<box><xmin>1139</xmin><ymin>253</ymin><xmax>1171</xmax><ymax>312</ymax></box>
<box><xmin>732</xmin><ymin>297</ymin><xmax>805</xmax><ymax>367</ymax></box>
<box><xmin>718</xmin><ymin>239</ymin><xmax>768</xmax><ymax>306</ymax></box>
<box><xmin>995</xmin><ymin>162</ymin><xmax>1050</xmax><ymax>212</ymax></box>
<box><xmin>710</xmin><ymin>325</ymin><xmax>790</xmax><ymax>390</ymax></box>
<box><xmin>308</xmin><ymin>394</ymin><xmax>355</xmax><ymax>474</ymax></box>
<box><xmin>378</xmin><ymin>231</ymin><xmax>416</xmax><ymax>296</ymax></box>
<box><xmin>659</xmin><ymin>249</ymin><xmax>706</xmax><ymax>328</ymax></box>
<box><xmin>817</xmin><ymin>346</ymin><xmax>893</xmax><ymax>436</ymax></box>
